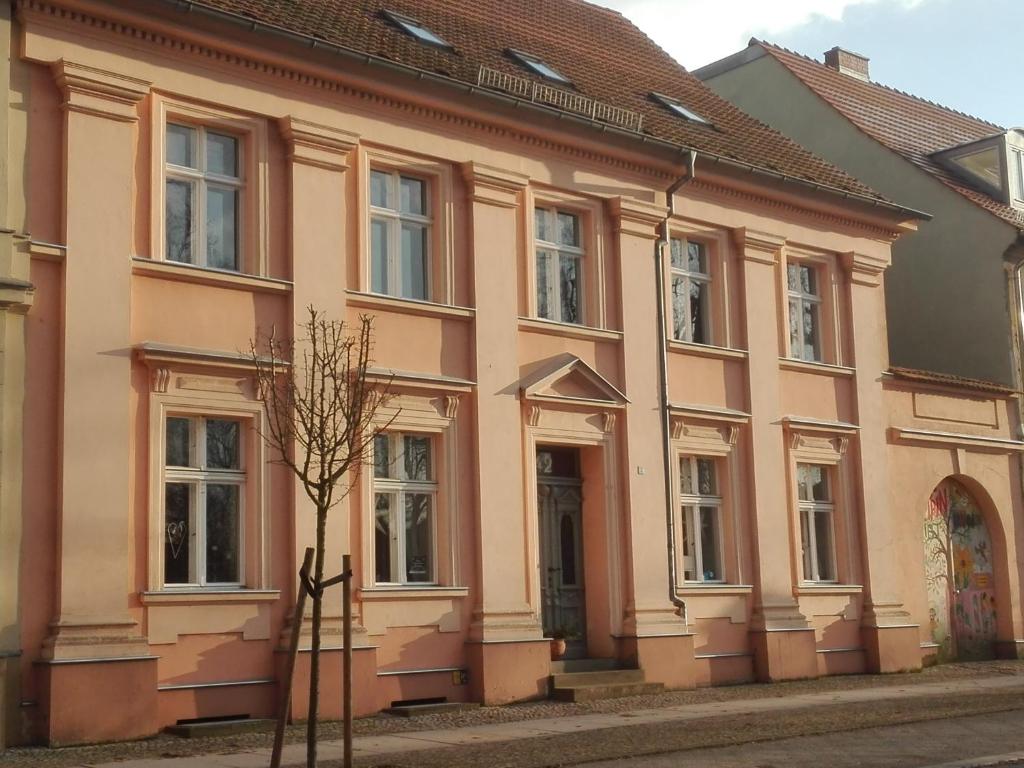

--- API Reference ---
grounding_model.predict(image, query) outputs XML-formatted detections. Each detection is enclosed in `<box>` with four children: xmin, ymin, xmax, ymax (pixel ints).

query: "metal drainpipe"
<box><xmin>657</xmin><ymin>149</ymin><xmax>697</xmax><ymax>629</ymax></box>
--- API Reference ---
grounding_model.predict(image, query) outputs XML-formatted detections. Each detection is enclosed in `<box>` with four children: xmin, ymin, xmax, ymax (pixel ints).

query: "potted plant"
<box><xmin>550</xmin><ymin>629</ymin><xmax>567</xmax><ymax>660</ymax></box>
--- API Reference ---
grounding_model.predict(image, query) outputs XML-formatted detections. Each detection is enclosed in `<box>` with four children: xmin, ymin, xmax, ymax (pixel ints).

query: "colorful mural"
<box><xmin>924</xmin><ymin>480</ymin><xmax>997</xmax><ymax>662</ymax></box>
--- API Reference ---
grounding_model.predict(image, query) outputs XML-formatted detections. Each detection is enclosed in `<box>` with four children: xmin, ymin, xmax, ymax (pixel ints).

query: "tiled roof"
<box><xmin>888</xmin><ymin>367</ymin><xmax>1017</xmax><ymax>396</ymax></box>
<box><xmin>756</xmin><ymin>41</ymin><xmax>1024</xmax><ymax>230</ymax></box>
<box><xmin>179</xmin><ymin>0</ymin><xmax>897</xmax><ymax>207</ymax></box>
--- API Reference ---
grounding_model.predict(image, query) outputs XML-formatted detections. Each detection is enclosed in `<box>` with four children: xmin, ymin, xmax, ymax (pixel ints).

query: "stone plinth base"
<box><xmin>37</xmin><ymin>656</ymin><xmax>158</xmax><ymax>746</ymax></box>
<box><xmin>283</xmin><ymin>645</ymin><xmax>379</xmax><ymax>721</ymax></box>
<box><xmin>751</xmin><ymin>628</ymin><xmax>818</xmax><ymax>682</ymax></box>
<box><xmin>862</xmin><ymin>624</ymin><xmax>921</xmax><ymax>673</ymax></box>
<box><xmin>995</xmin><ymin>640</ymin><xmax>1024</xmax><ymax>660</ymax></box>
<box><xmin>466</xmin><ymin>640</ymin><xmax>550</xmax><ymax>705</ymax></box>
<box><xmin>617</xmin><ymin>633</ymin><xmax>696</xmax><ymax>689</ymax></box>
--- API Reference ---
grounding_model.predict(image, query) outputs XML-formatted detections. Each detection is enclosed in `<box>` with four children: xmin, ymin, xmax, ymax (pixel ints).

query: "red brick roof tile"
<box><xmin>181</xmin><ymin>0</ymin><xmax>897</xmax><ymax>208</ymax></box>
<box><xmin>888</xmin><ymin>367</ymin><xmax>1017</xmax><ymax>396</ymax></box>
<box><xmin>757</xmin><ymin>41</ymin><xmax>1024</xmax><ymax>230</ymax></box>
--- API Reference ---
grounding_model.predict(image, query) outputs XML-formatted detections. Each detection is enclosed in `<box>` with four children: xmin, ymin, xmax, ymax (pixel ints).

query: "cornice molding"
<box><xmin>697</xmin><ymin>179</ymin><xmax>904</xmax><ymax>241</ymax></box>
<box><xmin>20</xmin><ymin>0</ymin><xmax>668</xmax><ymax>179</ymax></box>
<box><xmin>278</xmin><ymin>116</ymin><xmax>359</xmax><ymax>172</ymax></box>
<box><xmin>51</xmin><ymin>59</ymin><xmax>149</xmax><ymax>122</ymax></box>
<box><xmin>889</xmin><ymin>427</ymin><xmax>1024</xmax><ymax>454</ymax></box>
<box><xmin>22</xmin><ymin>2</ymin><xmax>912</xmax><ymax>237</ymax></box>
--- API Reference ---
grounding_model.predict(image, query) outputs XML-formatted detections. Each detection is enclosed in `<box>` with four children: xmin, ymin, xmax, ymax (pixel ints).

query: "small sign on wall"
<box><xmin>452</xmin><ymin>669</ymin><xmax>469</xmax><ymax>686</ymax></box>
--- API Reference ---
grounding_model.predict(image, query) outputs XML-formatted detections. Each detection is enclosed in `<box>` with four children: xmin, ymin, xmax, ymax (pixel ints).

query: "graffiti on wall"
<box><xmin>924</xmin><ymin>481</ymin><xmax>997</xmax><ymax>662</ymax></box>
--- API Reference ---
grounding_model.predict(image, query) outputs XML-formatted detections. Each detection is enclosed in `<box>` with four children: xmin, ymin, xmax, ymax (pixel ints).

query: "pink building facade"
<box><xmin>4</xmin><ymin>0</ymin><xmax>1024</xmax><ymax>747</ymax></box>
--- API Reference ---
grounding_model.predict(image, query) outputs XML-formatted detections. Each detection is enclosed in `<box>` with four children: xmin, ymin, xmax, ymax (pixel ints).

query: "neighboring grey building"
<box><xmin>696</xmin><ymin>42</ymin><xmax>1024</xmax><ymax>388</ymax></box>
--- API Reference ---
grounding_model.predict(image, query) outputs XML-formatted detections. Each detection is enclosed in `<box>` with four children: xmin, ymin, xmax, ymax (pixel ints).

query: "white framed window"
<box><xmin>535</xmin><ymin>206</ymin><xmax>583</xmax><ymax>325</ymax></box>
<box><xmin>679</xmin><ymin>456</ymin><xmax>724</xmax><ymax>583</ymax></box>
<box><xmin>163</xmin><ymin>415</ymin><xmax>245</xmax><ymax>587</ymax></box>
<box><xmin>373</xmin><ymin>432</ymin><xmax>437</xmax><ymax>584</ymax></box>
<box><xmin>1012</xmin><ymin>148</ymin><xmax>1024</xmax><ymax>203</ymax></box>
<box><xmin>670</xmin><ymin>238</ymin><xmax>711</xmax><ymax>344</ymax></box>
<box><xmin>797</xmin><ymin>463</ymin><xmax>836</xmax><ymax>583</ymax></box>
<box><xmin>787</xmin><ymin>262</ymin><xmax>822</xmax><ymax>361</ymax></box>
<box><xmin>164</xmin><ymin>123</ymin><xmax>242</xmax><ymax>271</ymax></box>
<box><xmin>370</xmin><ymin>169</ymin><xmax>431</xmax><ymax>301</ymax></box>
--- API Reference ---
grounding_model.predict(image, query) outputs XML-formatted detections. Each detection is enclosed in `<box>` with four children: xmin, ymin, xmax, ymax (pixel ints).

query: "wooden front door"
<box><xmin>924</xmin><ymin>480</ymin><xmax>998</xmax><ymax>662</ymax></box>
<box><xmin>537</xmin><ymin>448</ymin><xmax>586</xmax><ymax>658</ymax></box>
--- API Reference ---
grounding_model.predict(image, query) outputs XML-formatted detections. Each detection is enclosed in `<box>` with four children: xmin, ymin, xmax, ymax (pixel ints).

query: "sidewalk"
<box><xmin>79</xmin><ymin>673</ymin><xmax>1024</xmax><ymax>768</ymax></box>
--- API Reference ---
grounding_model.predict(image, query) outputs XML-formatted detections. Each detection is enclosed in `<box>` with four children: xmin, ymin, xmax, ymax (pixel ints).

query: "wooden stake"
<box><xmin>271</xmin><ymin>547</ymin><xmax>315</xmax><ymax>768</ymax></box>
<box><xmin>342</xmin><ymin>553</ymin><xmax>353</xmax><ymax>768</ymax></box>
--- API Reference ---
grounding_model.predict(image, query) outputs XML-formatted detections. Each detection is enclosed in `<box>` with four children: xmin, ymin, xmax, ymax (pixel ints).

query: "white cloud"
<box><xmin>590</xmin><ymin>0</ymin><xmax>930</xmax><ymax>69</ymax></box>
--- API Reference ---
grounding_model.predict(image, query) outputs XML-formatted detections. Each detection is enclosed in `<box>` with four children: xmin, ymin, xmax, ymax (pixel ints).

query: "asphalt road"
<box><xmin>581</xmin><ymin>708</ymin><xmax>1024</xmax><ymax>768</ymax></box>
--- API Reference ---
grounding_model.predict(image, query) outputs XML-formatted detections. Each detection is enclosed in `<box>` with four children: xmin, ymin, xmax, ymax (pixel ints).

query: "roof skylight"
<box><xmin>651</xmin><ymin>92</ymin><xmax>709</xmax><ymax>125</ymax></box>
<box><xmin>508</xmin><ymin>50</ymin><xmax>571</xmax><ymax>84</ymax></box>
<box><xmin>382</xmin><ymin>10</ymin><xmax>452</xmax><ymax>49</ymax></box>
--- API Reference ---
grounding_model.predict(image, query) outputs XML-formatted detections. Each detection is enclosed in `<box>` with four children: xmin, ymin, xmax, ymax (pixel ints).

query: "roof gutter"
<box><xmin>158</xmin><ymin>0</ymin><xmax>930</xmax><ymax>224</ymax></box>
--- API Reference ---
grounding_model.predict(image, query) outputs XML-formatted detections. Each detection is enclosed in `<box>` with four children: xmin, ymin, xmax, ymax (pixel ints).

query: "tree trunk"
<box><xmin>306</xmin><ymin>505</ymin><xmax>328</xmax><ymax>768</ymax></box>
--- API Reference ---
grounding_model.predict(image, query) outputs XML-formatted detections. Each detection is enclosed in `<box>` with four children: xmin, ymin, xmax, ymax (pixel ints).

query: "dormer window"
<box><xmin>652</xmin><ymin>92</ymin><xmax>709</xmax><ymax>125</ymax></box>
<box><xmin>508</xmin><ymin>50</ymin><xmax>570</xmax><ymax>84</ymax></box>
<box><xmin>934</xmin><ymin>130</ymin><xmax>1024</xmax><ymax>210</ymax></box>
<box><xmin>950</xmin><ymin>146</ymin><xmax>1002</xmax><ymax>191</ymax></box>
<box><xmin>382</xmin><ymin>10</ymin><xmax>452</xmax><ymax>49</ymax></box>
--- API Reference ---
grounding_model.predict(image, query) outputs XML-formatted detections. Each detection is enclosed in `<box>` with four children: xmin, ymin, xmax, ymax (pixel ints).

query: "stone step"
<box><xmin>165</xmin><ymin>718</ymin><xmax>274</xmax><ymax>738</ymax></box>
<box><xmin>550</xmin><ymin>658</ymin><xmax>620</xmax><ymax>674</ymax></box>
<box><xmin>551</xmin><ymin>681</ymin><xmax>665</xmax><ymax>703</ymax></box>
<box><xmin>384</xmin><ymin>702</ymin><xmax>480</xmax><ymax>717</ymax></box>
<box><xmin>550</xmin><ymin>668</ymin><xmax>646</xmax><ymax>688</ymax></box>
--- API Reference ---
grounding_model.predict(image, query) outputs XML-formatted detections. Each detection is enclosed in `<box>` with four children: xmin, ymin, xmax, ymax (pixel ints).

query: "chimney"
<box><xmin>823</xmin><ymin>46</ymin><xmax>870</xmax><ymax>81</ymax></box>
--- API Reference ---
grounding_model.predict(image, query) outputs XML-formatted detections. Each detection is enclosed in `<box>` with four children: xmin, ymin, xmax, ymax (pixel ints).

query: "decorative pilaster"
<box><xmin>278</xmin><ymin>114</ymin><xmax>360</xmax><ymax>641</ymax></box>
<box><xmin>41</xmin><ymin>60</ymin><xmax>158</xmax><ymax>746</ymax></box>
<box><xmin>842</xmin><ymin>250</ymin><xmax>919</xmax><ymax>672</ymax></box>
<box><xmin>608</xmin><ymin>196</ymin><xmax>696</xmax><ymax>687</ymax></box>
<box><xmin>461</xmin><ymin>162</ymin><xmax>539</xmax><ymax>645</ymax></box>
<box><xmin>733</xmin><ymin>228</ymin><xmax>817</xmax><ymax>680</ymax></box>
<box><xmin>45</xmin><ymin>60</ymin><xmax>151</xmax><ymax>661</ymax></box>
<box><xmin>460</xmin><ymin>162</ymin><xmax>551</xmax><ymax>705</ymax></box>
<box><xmin>0</xmin><ymin>5</ymin><xmax>30</xmax><ymax>746</ymax></box>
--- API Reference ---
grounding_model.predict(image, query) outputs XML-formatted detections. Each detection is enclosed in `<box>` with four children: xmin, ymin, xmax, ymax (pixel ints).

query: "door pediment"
<box><xmin>520</xmin><ymin>353</ymin><xmax>628</xmax><ymax>408</ymax></box>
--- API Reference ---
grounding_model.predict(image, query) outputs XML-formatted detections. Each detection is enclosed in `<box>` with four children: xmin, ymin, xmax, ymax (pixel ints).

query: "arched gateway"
<box><xmin>924</xmin><ymin>480</ymin><xmax>997</xmax><ymax>662</ymax></box>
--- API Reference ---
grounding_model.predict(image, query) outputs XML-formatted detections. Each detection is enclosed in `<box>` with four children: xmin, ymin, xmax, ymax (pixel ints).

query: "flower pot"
<box><xmin>550</xmin><ymin>637</ymin><xmax>567</xmax><ymax>660</ymax></box>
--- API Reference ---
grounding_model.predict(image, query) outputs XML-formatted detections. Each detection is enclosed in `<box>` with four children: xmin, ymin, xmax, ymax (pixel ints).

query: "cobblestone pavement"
<box><xmin>3</xmin><ymin>660</ymin><xmax>1024</xmax><ymax>767</ymax></box>
<box><xmin>582</xmin><ymin>709</ymin><xmax>1024</xmax><ymax>768</ymax></box>
<box><xmin>332</xmin><ymin>689</ymin><xmax>1024</xmax><ymax>768</ymax></box>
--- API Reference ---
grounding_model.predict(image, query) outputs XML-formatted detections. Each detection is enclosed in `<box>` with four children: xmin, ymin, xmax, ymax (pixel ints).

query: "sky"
<box><xmin>590</xmin><ymin>0</ymin><xmax>1019</xmax><ymax>128</ymax></box>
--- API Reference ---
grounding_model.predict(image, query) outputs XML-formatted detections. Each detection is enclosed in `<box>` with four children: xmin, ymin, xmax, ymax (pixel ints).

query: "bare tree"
<box><xmin>250</xmin><ymin>306</ymin><xmax>393</xmax><ymax>768</ymax></box>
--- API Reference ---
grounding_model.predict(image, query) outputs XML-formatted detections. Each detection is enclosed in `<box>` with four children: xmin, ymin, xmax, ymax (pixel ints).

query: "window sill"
<box><xmin>794</xmin><ymin>583</ymin><xmax>863</xmax><ymax>596</ymax></box>
<box><xmin>668</xmin><ymin>340</ymin><xmax>748</xmax><ymax>361</ymax></box>
<box><xmin>517</xmin><ymin>317</ymin><xmax>623</xmax><ymax>342</ymax></box>
<box><xmin>345</xmin><ymin>291</ymin><xmax>475</xmax><ymax>320</ymax></box>
<box><xmin>132</xmin><ymin>257</ymin><xmax>292</xmax><ymax>294</ymax></box>
<box><xmin>140</xmin><ymin>589</ymin><xmax>281</xmax><ymax>605</ymax></box>
<box><xmin>779</xmin><ymin>358</ymin><xmax>855</xmax><ymax>377</ymax></box>
<box><xmin>677</xmin><ymin>584</ymin><xmax>753</xmax><ymax>596</ymax></box>
<box><xmin>359</xmin><ymin>586</ymin><xmax>469</xmax><ymax>600</ymax></box>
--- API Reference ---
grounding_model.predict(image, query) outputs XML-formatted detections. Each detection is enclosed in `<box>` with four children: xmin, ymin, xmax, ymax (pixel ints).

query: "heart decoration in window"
<box><xmin>166</xmin><ymin>521</ymin><xmax>188</xmax><ymax>560</ymax></box>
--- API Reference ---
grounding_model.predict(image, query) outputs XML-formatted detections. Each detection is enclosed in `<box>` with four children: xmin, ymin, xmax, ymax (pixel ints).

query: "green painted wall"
<box><xmin>702</xmin><ymin>54</ymin><xmax>1019</xmax><ymax>386</ymax></box>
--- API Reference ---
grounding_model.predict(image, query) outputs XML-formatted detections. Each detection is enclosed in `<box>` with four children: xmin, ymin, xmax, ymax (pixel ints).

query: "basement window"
<box><xmin>382</xmin><ymin>10</ymin><xmax>452</xmax><ymax>49</ymax></box>
<box><xmin>651</xmin><ymin>92</ymin><xmax>709</xmax><ymax>125</ymax></box>
<box><xmin>508</xmin><ymin>50</ymin><xmax>571</xmax><ymax>84</ymax></box>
